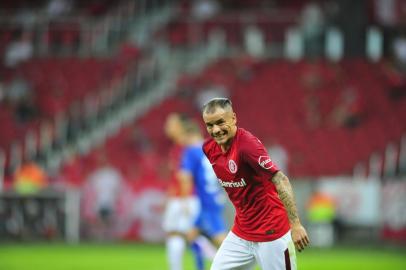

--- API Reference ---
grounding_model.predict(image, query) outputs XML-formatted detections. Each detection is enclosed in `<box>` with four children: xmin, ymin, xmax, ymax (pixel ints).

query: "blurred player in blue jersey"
<box><xmin>163</xmin><ymin>113</ymin><xmax>201</xmax><ymax>270</ymax></box>
<box><xmin>177</xmin><ymin>118</ymin><xmax>227</xmax><ymax>270</ymax></box>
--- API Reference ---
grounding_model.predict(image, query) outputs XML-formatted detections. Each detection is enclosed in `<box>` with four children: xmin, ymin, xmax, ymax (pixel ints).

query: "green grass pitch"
<box><xmin>0</xmin><ymin>243</ymin><xmax>405</xmax><ymax>270</ymax></box>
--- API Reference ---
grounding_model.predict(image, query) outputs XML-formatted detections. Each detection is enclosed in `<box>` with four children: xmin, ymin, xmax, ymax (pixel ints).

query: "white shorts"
<box><xmin>210</xmin><ymin>230</ymin><xmax>296</xmax><ymax>270</ymax></box>
<box><xmin>162</xmin><ymin>197</ymin><xmax>200</xmax><ymax>234</ymax></box>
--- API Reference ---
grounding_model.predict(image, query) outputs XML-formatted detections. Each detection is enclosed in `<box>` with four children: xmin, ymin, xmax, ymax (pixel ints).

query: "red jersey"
<box><xmin>203</xmin><ymin>128</ymin><xmax>290</xmax><ymax>241</ymax></box>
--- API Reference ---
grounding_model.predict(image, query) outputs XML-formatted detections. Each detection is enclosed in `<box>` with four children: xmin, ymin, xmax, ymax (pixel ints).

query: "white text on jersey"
<box><xmin>218</xmin><ymin>178</ymin><xmax>247</xmax><ymax>188</ymax></box>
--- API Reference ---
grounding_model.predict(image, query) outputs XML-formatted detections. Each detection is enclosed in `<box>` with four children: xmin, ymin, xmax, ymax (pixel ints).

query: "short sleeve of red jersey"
<box><xmin>240</xmin><ymin>135</ymin><xmax>279</xmax><ymax>177</ymax></box>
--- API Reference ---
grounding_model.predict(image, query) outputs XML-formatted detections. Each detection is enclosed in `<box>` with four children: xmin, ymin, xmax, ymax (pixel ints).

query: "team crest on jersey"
<box><xmin>228</xmin><ymin>159</ymin><xmax>238</xmax><ymax>173</ymax></box>
<box><xmin>258</xmin><ymin>156</ymin><xmax>274</xmax><ymax>170</ymax></box>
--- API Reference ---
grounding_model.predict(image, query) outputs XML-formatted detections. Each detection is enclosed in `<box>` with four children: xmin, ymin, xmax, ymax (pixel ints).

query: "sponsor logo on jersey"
<box><xmin>258</xmin><ymin>155</ymin><xmax>274</xmax><ymax>169</ymax></box>
<box><xmin>228</xmin><ymin>159</ymin><xmax>238</xmax><ymax>173</ymax></box>
<box><xmin>218</xmin><ymin>178</ymin><xmax>247</xmax><ymax>188</ymax></box>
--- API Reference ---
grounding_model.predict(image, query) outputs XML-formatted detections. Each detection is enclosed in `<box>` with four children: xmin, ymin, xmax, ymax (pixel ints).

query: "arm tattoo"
<box><xmin>271</xmin><ymin>171</ymin><xmax>300</xmax><ymax>225</ymax></box>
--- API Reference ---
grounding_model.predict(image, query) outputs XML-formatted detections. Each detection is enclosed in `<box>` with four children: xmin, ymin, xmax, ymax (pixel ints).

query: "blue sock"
<box><xmin>191</xmin><ymin>241</ymin><xmax>204</xmax><ymax>270</ymax></box>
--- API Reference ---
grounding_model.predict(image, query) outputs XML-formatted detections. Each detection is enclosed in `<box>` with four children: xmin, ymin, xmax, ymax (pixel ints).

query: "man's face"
<box><xmin>203</xmin><ymin>107</ymin><xmax>237</xmax><ymax>148</ymax></box>
<box><xmin>164</xmin><ymin>114</ymin><xmax>183</xmax><ymax>144</ymax></box>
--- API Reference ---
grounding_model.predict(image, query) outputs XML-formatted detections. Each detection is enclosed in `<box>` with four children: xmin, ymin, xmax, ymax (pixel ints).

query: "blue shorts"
<box><xmin>195</xmin><ymin>208</ymin><xmax>226</xmax><ymax>238</ymax></box>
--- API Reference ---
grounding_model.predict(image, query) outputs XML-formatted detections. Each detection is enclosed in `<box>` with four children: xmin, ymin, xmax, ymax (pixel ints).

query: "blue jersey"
<box><xmin>181</xmin><ymin>142</ymin><xmax>225</xmax><ymax>212</ymax></box>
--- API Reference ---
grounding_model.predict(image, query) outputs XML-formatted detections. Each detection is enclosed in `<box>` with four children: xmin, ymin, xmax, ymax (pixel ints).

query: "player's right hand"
<box><xmin>291</xmin><ymin>223</ymin><xmax>310</xmax><ymax>252</ymax></box>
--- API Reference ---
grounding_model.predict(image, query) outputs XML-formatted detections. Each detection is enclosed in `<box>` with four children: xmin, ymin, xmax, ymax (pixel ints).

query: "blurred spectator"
<box><xmin>191</xmin><ymin>0</ymin><xmax>220</xmax><ymax>21</ymax></box>
<box><xmin>380</xmin><ymin>57</ymin><xmax>406</xmax><ymax>100</ymax></box>
<box><xmin>46</xmin><ymin>0</ymin><xmax>72</xmax><ymax>18</ymax></box>
<box><xmin>66</xmin><ymin>102</ymin><xmax>85</xmax><ymax>142</ymax></box>
<box><xmin>305</xmin><ymin>94</ymin><xmax>321</xmax><ymax>129</ymax></box>
<box><xmin>14</xmin><ymin>93</ymin><xmax>37</xmax><ymax>123</ymax></box>
<box><xmin>302</xmin><ymin>63</ymin><xmax>324</xmax><ymax>90</ymax></box>
<box><xmin>302</xmin><ymin>65</ymin><xmax>323</xmax><ymax>129</ymax></box>
<box><xmin>327</xmin><ymin>86</ymin><xmax>362</xmax><ymax>129</ymax></box>
<box><xmin>267</xmin><ymin>139</ymin><xmax>289</xmax><ymax>175</ymax></box>
<box><xmin>13</xmin><ymin>160</ymin><xmax>48</xmax><ymax>194</ymax></box>
<box><xmin>4</xmin><ymin>32</ymin><xmax>33</xmax><ymax>68</ymax></box>
<box><xmin>6</xmin><ymin>73</ymin><xmax>37</xmax><ymax>123</ymax></box>
<box><xmin>392</xmin><ymin>32</ymin><xmax>406</xmax><ymax>73</ymax></box>
<box><xmin>6</xmin><ymin>73</ymin><xmax>31</xmax><ymax>105</ymax></box>
<box><xmin>300</xmin><ymin>1</ymin><xmax>325</xmax><ymax>58</ymax></box>
<box><xmin>85</xmin><ymin>152</ymin><xmax>123</xmax><ymax>239</ymax></box>
<box><xmin>373</xmin><ymin>0</ymin><xmax>398</xmax><ymax>27</ymax></box>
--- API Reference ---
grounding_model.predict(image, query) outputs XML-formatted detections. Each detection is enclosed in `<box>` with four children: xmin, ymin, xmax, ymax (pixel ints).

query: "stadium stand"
<box><xmin>61</xmin><ymin>57</ymin><xmax>404</xmax><ymax>186</ymax></box>
<box><xmin>0</xmin><ymin>0</ymin><xmax>404</xmax><ymax>182</ymax></box>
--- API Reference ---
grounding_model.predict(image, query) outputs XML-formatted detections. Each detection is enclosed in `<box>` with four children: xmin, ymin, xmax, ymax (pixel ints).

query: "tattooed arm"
<box><xmin>271</xmin><ymin>171</ymin><xmax>300</xmax><ymax>224</ymax></box>
<box><xmin>271</xmin><ymin>171</ymin><xmax>310</xmax><ymax>251</ymax></box>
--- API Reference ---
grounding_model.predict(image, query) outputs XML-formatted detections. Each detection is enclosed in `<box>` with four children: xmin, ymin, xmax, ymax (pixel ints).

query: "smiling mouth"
<box><xmin>214</xmin><ymin>133</ymin><xmax>226</xmax><ymax>140</ymax></box>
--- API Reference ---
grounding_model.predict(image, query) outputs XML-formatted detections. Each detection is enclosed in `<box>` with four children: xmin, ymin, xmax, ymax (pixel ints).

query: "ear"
<box><xmin>232</xmin><ymin>112</ymin><xmax>237</xmax><ymax>124</ymax></box>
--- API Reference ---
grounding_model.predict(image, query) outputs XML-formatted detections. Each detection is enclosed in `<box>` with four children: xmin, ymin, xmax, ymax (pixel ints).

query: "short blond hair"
<box><xmin>202</xmin><ymin>97</ymin><xmax>233</xmax><ymax>114</ymax></box>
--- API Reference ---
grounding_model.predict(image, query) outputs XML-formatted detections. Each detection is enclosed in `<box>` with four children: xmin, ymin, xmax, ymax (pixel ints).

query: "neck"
<box><xmin>220</xmin><ymin>144</ymin><xmax>230</xmax><ymax>152</ymax></box>
<box><xmin>220</xmin><ymin>137</ymin><xmax>234</xmax><ymax>152</ymax></box>
<box><xmin>188</xmin><ymin>134</ymin><xmax>202</xmax><ymax>144</ymax></box>
<box><xmin>220</xmin><ymin>127</ymin><xmax>237</xmax><ymax>152</ymax></box>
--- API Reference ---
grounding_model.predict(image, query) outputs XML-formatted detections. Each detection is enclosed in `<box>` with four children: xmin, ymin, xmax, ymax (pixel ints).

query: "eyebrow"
<box><xmin>205</xmin><ymin>118</ymin><xmax>225</xmax><ymax>126</ymax></box>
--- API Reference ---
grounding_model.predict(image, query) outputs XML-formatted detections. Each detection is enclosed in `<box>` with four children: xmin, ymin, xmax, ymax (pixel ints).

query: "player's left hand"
<box><xmin>291</xmin><ymin>223</ymin><xmax>310</xmax><ymax>252</ymax></box>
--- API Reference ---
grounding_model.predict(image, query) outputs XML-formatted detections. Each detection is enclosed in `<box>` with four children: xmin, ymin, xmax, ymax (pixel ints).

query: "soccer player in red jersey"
<box><xmin>201</xmin><ymin>98</ymin><xmax>309</xmax><ymax>270</ymax></box>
